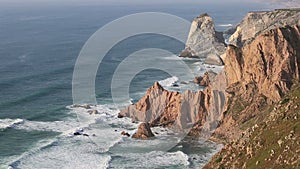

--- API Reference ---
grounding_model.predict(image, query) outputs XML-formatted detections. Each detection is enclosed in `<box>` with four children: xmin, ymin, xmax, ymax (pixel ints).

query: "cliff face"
<box><xmin>227</xmin><ymin>25</ymin><xmax>300</xmax><ymax>102</ymax></box>
<box><xmin>229</xmin><ymin>9</ymin><xmax>300</xmax><ymax>47</ymax></box>
<box><xmin>213</xmin><ymin>25</ymin><xmax>300</xmax><ymax>142</ymax></box>
<box><xmin>180</xmin><ymin>13</ymin><xmax>226</xmax><ymax>65</ymax></box>
<box><xmin>203</xmin><ymin>18</ymin><xmax>300</xmax><ymax>169</ymax></box>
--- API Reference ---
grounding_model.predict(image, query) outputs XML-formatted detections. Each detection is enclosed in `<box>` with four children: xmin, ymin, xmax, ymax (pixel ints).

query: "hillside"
<box><xmin>203</xmin><ymin>84</ymin><xmax>300</xmax><ymax>168</ymax></box>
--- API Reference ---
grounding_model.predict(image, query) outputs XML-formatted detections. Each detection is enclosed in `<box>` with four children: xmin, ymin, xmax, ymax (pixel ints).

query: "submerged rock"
<box><xmin>72</xmin><ymin>104</ymin><xmax>91</xmax><ymax>109</ymax></box>
<box><xmin>132</xmin><ymin>123</ymin><xmax>155</xmax><ymax>139</ymax></box>
<box><xmin>87</xmin><ymin>110</ymin><xmax>99</xmax><ymax>115</ymax></box>
<box><xmin>121</xmin><ymin>131</ymin><xmax>130</xmax><ymax>137</ymax></box>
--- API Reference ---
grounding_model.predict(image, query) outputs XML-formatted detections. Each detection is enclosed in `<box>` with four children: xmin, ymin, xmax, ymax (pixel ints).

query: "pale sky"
<box><xmin>0</xmin><ymin>0</ymin><xmax>299</xmax><ymax>7</ymax></box>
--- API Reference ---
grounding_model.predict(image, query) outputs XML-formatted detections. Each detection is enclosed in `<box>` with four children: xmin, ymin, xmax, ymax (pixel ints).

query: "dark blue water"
<box><xmin>0</xmin><ymin>2</ymin><xmax>274</xmax><ymax>167</ymax></box>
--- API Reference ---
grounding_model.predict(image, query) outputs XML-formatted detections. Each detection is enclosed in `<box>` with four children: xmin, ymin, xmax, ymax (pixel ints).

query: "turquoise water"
<box><xmin>0</xmin><ymin>2</ymin><xmax>274</xmax><ymax>168</ymax></box>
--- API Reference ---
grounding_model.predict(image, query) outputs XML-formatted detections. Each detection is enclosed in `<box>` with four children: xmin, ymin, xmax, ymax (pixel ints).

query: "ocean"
<box><xmin>0</xmin><ymin>2</ymin><xmax>274</xmax><ymax>169</ymax></box>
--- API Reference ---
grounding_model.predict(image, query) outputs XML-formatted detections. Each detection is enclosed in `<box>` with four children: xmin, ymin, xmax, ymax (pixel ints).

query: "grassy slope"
<box><xmin>203</xmin><ymin>84</ymin><xmax>300</xmax><ymax>169</ymax></box>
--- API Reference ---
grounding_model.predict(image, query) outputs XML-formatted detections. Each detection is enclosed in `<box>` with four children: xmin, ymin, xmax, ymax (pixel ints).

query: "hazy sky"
<box><xmin>0</xmin><ymin>0</ymin><xmax>298</xmax><ymax>7</ymax></box>
<box><xmin>0</xmin><ymin>0</ymin><xmax>277</xmax><ymax>5</ymax></box>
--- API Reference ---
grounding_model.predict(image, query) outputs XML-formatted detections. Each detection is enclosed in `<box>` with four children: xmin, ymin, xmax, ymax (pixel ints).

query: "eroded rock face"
<box><xmin>132</xmin><ymin>123</ymin><xmax>155</xmax><ymax>139</ymax></box>
<box><xmin>119</xmin><ymin>82</ymin><xmax>212</xmax><ymax>132</ymax></box>
<box><xmin>229</xmin><ymin>9</ymin><xmax>300</xmax><ymax>47</ymax></box>
<box><xmin>179</xmin><ymin>13</ymin><xmax>226</xmax><ymax>65</ymax></box>
<box><xmin>119</xmin><ymin>77</ymin><xmax>227</xmax><ymax>137</ymax></box>
<box><xmin>214</xmin><ymin>25</ymin><xmax>300</xmax><ymax>142</ymax></box>
<box><xmin>226</xmin><ymin>25</ymin><xmax>300</xmax><ymax>103</ymax></box>
<box><xmin>119</xmin><ymin>82</ymin><xmax>181</xmax><ymax>126</ymax></box>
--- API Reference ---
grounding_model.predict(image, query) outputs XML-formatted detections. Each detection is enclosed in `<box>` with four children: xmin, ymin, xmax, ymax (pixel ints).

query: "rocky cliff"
<box><xmin>229</xmin><ymin>8</ymin><xmax>300</xmax><ymax>47</ymax></box>
<box><xmin>180</xmin><ymin>13</ymin><xmax>226</xmax><ymax>65</ymax></box>
<box><xmin>118</xmin><ymin>8</ymin><xmax>300</xmax><ymax>168</ymax></box>
<box><xmin>119</xmin><ymin>82</ymin><xmax>210</xmax><ymax>132</ymax></box>
<box><xmin>203</xmin><ymin>12</ymin><xmax>300</xmax><ymax>168</ymax></box>
<box><xmin>212</xmin><ymin>25</ymin><xmax>300</xmax><ymax>142</ymax></box>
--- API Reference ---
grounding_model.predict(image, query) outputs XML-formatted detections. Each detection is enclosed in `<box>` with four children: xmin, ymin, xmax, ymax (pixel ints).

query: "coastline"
<box><xmin>119</xmin><ymin>8</ymin><xmax>300</xmax><ymax>168</ymax></box>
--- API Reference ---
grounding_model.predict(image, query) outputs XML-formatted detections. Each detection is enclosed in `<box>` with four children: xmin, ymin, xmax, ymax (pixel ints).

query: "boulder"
<box><xmin>204</xmin><ymin>54</ymin><xmax>224</xmax><ymax>66</ymax></box>
<box><xmin>132</xmin><ymin>123</ymin><xmax>155</xmax><ymax>139</ymax></box>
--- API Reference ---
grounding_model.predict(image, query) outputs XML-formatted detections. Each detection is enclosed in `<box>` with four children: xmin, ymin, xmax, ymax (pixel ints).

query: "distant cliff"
<box><xmin>229</xmin><ymin>8</ymin><xmax>300</xmax><ymax>47</ymax></box>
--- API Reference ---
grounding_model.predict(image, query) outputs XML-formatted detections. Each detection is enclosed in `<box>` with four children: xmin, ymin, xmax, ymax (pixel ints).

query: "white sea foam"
<box><xmin>12</xmin><ymin>137</ymin><xmax>112</xmax><ymax>169</ymax></box>
<box><xmin>2</xmin><ymin>104</ymin><xmax>221</xmax><ymax>169</ymax></box>
<box><xmin>4</xmin><ymin>104</ymin><xmax>130</xmax><ymax>169</ymax></box>
<box><xmin>218</xmin><ymin>24</ymin><xmax>233</xmax><ymax>27</ymax></box>
<box><xmin>0</xmin><ymin>118</ymin><xmax>80</xmax><ymax>134</ymax></box>
<box><xmin>158</xmin><ymin>76</ymin><xmax>179</xmax><ymax>87</ymax></box>
<box><xmin>110</xmin><ymin>151</ymin><xmax>190</xmax><ymax>168</ymax></box>
<box><xmin>0</xmin><ymin>119</ymin><xmax>25</xmax><ymax>130</ymax></box>
<box><xmin>162</xmin><ymin>55</ymin><xmax>183</xmax><ymax>60</ymax></box>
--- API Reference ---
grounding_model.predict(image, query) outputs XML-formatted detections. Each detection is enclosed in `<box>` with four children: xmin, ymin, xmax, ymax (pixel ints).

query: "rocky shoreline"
<box><xmin>119</xmin><ymin>8</ymin><xmax>300</xmax><ymax>168</ymax></box>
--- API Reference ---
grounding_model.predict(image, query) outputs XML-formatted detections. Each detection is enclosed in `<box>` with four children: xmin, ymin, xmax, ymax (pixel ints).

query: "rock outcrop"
<box><xmin>193</xmin><ymin>71</ymin><xmax>217</xmax><ymax>87</ymax></box>
<box><xmin>119</xmin><ymin>82</ymin><xmax>210</xmax><ymax>132</ymax></box>
<box><xmin>229</xmin><ymin>8</ymin><xmax>300</xmax><ymax>47</ymax></box>
<box><xmin>179</xmin><ymin>13</ymin><xmax>226</xmax><ymax>65</ymax></box>
<box><xmin>132</xmin><ymin>123</ymin><xmax>155</xmax><ymax>139</ymax></box>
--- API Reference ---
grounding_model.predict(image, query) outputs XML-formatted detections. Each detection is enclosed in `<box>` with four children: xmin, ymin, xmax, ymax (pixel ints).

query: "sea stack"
<box><xmin>179</xmin><ymin>13</ymin><xmax>226</xmax><ymax>65</ymax></box>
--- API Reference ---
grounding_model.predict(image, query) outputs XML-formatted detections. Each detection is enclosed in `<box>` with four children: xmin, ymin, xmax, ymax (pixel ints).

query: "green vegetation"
<box><xmin>204</xmin><ymin>84</ymin><xmax>300</xmax><ymax>168</ymax></box>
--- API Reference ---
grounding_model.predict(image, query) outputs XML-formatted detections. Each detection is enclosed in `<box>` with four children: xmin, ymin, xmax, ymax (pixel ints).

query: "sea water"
<box><xmin>0</xmin><ymin>2</ymin><xmax>273</xmax><ymax>168</ymax></box>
